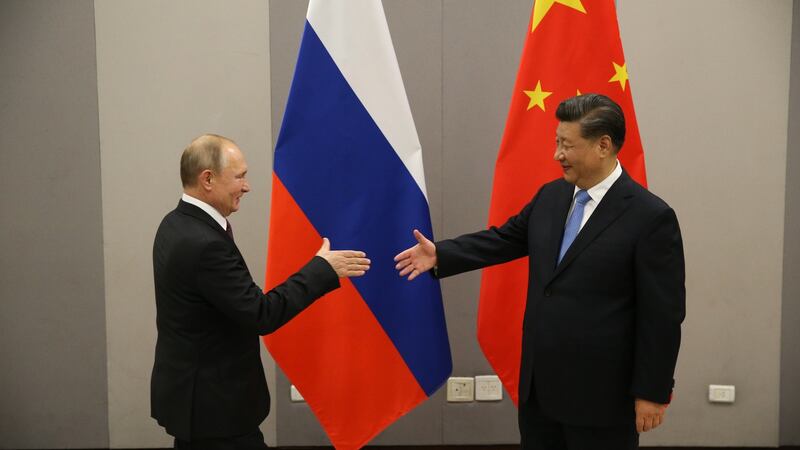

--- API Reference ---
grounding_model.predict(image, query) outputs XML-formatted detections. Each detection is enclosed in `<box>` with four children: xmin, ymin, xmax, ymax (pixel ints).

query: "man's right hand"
<box><xmin>635</xmin><ymin>398</ymin><xmax>668</xmax><ymax>433</ymax></box>
<box><xmin>393</xmin><ymin>229</ymin><xmax>437</xmax><ymax>281</ymax></box>
<box><xmin>316</xmin><ymin>238</ymin><xmax>370</xmax><ymax>278</ymax></box>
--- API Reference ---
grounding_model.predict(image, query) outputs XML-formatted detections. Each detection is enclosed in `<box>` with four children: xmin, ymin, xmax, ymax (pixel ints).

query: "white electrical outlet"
<box><xmin>475</xmin><ymin>375</ymin><xmax>503</xmax><ymax>401</ymax></box>
<box><xmin>447</xmin><ymin>377</ymin><xmax>474</xmax><ymax>402</ymax></box>
<box><xmin>708</xmin><ymin>384</ymin><xmax>735</xmax><ymax>403</ymax></box>
<box><xmin>290</xmin><ymin>384</ymin><xmax>305</xmax><ymax>402</ymax></box>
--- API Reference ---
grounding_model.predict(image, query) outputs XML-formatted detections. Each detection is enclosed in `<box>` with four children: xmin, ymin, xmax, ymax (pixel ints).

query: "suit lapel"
<box><xmin>548</xmin><ymin>171</ymin><xmax>636</xmax><ymax>283</ymax></box>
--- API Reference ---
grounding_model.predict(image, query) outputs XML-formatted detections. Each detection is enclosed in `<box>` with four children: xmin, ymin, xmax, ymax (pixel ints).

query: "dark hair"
<box><xmin>555</xmin><ymin>94</ymin><xmax>626</xmax><ymax>152</ymax></box>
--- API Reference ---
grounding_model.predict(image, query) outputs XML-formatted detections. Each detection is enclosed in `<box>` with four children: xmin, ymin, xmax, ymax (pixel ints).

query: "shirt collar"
<box><xmin>181</xmin><ymin>193</ymin><xmax>227</xmax><ymax>231</ymax></box>
<box><xmin>574</xmin><ymin>160</ymin><xmax>622</xmax><ymax>204</ymax></box>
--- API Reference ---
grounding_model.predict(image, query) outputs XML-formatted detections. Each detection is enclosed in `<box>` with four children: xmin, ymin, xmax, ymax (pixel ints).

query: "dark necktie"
<box><xmin>225</xmin><ymin>220</ymin><xmax>234</xmax><ymax>241</ymax></box>
<box><xmin>558</xmin><ymin>189</ymin><xmax>591</xmax><ymax>263</ymax></box>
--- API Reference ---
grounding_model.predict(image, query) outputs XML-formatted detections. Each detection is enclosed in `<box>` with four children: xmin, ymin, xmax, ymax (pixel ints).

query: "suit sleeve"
<box><xmin>195</xmin><ymin>240</ymin><xmax>340</xmax><ymax>335</ymax></box>
<box><xmin>630</xmin><ymin>208</ymin><xmax>686</xmax><ymax>404</ymax></box>
<box><xmin>434</xmin><ymin>194</ymin><xmax>536</xmax><ymax>278</ymax></box>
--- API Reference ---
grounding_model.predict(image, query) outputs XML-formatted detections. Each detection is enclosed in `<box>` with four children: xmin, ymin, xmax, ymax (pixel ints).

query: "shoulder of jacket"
<box><xmin>632</xmin><ymin>185</ymin><xmax>672</xmax><ymax>214</ymax></box>
<box><xmin>539</xmin><ymin>177</ymin><xmax>572</xmax><ymax>196</ymax></box>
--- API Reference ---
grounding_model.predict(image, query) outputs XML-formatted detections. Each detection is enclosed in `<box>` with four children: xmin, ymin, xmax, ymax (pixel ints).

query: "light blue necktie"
<box><xmin>558</xmin><ymin>190</ymin><xmax>591</xmax><ymax>264</ymax></box>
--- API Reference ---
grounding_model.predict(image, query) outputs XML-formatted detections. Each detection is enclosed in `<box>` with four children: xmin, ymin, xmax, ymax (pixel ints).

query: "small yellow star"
<box><xmin>531</xmin><ymin>0</ymin><xmax>586</xmax><ymax>33</ymax></box>
<box><xmin>576</xmin><ymin>89</ymin><xmax>582</xmax><ymax>96</ymax></box>
<box><xmin>609</xmin><ymin>61</ymin><xmax>629</xmax><ymax>91</ymax></box>
<box><xmin>524</xmin><ymin>81</ymin><xmax>552</xmax><ymax>111</ymax></box>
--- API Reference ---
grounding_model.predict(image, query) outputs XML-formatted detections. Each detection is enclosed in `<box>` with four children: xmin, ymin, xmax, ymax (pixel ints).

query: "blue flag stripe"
<box><xmin>274</xmin><ymin>22</ymin><xmax>451</xmax><ymax>395</ymax></box>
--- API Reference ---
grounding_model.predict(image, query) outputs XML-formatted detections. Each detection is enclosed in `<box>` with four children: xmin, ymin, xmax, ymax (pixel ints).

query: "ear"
<box><xmin>199</xmin><ymin>169</ymin><xmax>214</xmax><ymax>192</ymax></box>
<box><xmin>596</xmin><ymin>135</ymin><xmax>613</xmax><ymax>158</ymax></box>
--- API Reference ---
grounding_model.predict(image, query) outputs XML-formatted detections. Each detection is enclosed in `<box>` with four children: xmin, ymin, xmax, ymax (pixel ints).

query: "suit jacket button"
<box><xmin>544</xmin><ymin>289</ymin><xmax>551</xmax><ymax>297</ymax></box>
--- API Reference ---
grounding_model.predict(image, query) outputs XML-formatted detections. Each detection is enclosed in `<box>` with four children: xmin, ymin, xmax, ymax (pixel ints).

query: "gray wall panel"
<box><xmin>94</xmin><ymin>1</ymin><xmax>272</xmax><ymax>446</ymax></box>
<box><xmin>782</xmin><ymin>0</ymin><xmax>800</xmax><ymax>445</ymax></box>
<box><xmin>440</xmin><ymin>0</ymin><xmax>531</xmax><ymax>444</ymax></box>
<box><xmin>618</xmin><ymin>0</ymin><xmax>791</xmax><ymax>446</ymax></box>
<box><xmin>267</xmin><ymin>2</ymin><xmax>312</xmax><ymax>444</ymax></box>
<box><xmin>0</xmin><ymin>1</ymin><xmax>109</xmax><ymax>448</ymax></box>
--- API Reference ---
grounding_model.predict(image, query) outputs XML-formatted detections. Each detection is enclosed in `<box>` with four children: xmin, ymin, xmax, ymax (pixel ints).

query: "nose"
<box><xmin>553</xmin><ymin>147</ymin><xmax>563</xmax><ymax>161</ymax></box>
<box><xmin>243</xmin><ymin>180</ymin><xmax>251</xmax><ymax>193</ymax></box>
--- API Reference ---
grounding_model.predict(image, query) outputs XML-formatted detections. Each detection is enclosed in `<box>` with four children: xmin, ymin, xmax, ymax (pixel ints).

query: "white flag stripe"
<box><xmin>307</xmin><ymin>0</ymin><xmax>429</xmax><ymax>200</ymax></box>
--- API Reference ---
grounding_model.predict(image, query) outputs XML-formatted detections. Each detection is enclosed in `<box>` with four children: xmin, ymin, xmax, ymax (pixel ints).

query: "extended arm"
<box><xmin>197</xmin><ymin>238</ymin><xmax>369</xmax><ymax>335</ymax></box>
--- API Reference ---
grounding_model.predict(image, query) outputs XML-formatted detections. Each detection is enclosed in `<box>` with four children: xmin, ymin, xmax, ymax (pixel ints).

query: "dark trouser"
<box><xmin>174</xmin><ymin>429</ymin><xmax>268</xmax><ymax>450</ymax></box>
<box><xmin>519</xmin><ymin>396</ymin><xmax>638</xmax><ymax>450</ymax></box>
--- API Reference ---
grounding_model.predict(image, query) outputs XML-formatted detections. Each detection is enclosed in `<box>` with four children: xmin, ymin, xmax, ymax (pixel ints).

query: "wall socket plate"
<box><xmin>708</xmin><ymin>384</ymin><xmax>735</xmax><ymax>403</ymax></box>
<box><xmin>475</xmin><ymin>375</ymin><xmax>503</xmax><ymax>401</ymax></box>
<box><xmin>290</xmin><ymin>384</ymin><xmax>305</xmax><ymax>402</ymax></box>
<box><xmin>447</xmin><ymin>377</ymin><xmax>474</xmax><ymax>402</ymax></box>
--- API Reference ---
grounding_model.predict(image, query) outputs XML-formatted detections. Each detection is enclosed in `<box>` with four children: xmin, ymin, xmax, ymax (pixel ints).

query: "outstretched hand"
<box><xmin>316</xmin><ymin>238</ymin><xmax>370</xmax><ymax>278</ymax></box>
<box><xmin>393</xmin><ymin>229</ymin><xmax>437</xmax><ymax>281</ymax></box>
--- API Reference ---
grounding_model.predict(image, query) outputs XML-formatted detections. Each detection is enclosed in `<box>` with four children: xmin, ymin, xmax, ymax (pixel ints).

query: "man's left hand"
<box><xmin>635</xmin><ymin>398</ymin><xmax>668</xmax><ymax>433</ymax></box>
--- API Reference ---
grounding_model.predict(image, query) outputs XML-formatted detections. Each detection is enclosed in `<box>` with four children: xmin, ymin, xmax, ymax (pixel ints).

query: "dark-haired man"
<box><xmin>151</xmin><ymin>134</ymin><xmax>370</xmax><ymax>449</ymax></box>
<box><xmin>395</xmin><ymin>95</ymin><xmax>685</xmax><ymax>449</ymax></box>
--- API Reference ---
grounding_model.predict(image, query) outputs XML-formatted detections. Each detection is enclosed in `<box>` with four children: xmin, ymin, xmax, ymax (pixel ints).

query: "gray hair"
<box><xmin>179</xmin><ymin>134</ymin><xmax>235</xmax><ymax>187</ymax></box>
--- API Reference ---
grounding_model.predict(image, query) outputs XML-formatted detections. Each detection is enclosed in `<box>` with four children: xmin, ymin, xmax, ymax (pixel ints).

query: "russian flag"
<box><xmin>263</xmin><ymin>1</ymin><xmax>452</xmax><ymax>448</ymax></box>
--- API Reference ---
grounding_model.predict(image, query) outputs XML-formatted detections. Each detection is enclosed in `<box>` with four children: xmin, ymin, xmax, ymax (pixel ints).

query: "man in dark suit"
<box><xmin>151</xmin><ymin>134</ymin><xmax>370</xmax><ymax>449</ymax></box>
<box><xmin>394</xmin><ymin>95</ymin><xmax>685</xmax><ymax>449</ymax></box>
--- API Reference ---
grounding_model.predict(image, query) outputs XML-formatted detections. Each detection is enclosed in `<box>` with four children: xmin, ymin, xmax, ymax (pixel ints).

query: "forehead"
<box><xmin>223</xmin><ymin>145</ymin><xmax>247</xmax><ymax>169</ymax></box>
<box><xmin>556</xmin><ymin>121</ymin><xmax>582</xmax><ymax>140</ymax></box>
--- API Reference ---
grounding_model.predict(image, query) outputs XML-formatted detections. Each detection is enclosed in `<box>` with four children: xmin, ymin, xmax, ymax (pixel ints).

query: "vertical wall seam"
<box><xmin>439</xmin><ymin>1</ymin><xmax>446</xmax><ymax>445</ymax></box>
<box><xmin>89</xmin><ymin>0</ymin><xmax>111</xmax><ymax>446</ymax></box>
<box><xmin>780</xmin><ymin>1</ymin><xmax>799</xmax><ymax>445</ymax></box>
<box><xmin>264</xmin><ymin>1</ymin><xmax>278</xmax><ymax>447</ymax></box>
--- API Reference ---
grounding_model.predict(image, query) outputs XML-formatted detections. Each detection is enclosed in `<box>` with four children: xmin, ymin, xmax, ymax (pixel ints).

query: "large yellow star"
<box><xmin>524</xmin><ymin>81</ymin><xmax>552</xmax><ymax>111</ymax></box>
<box><xmin>531</xmin><ymin>0</ymin><xmax>586</xmax><ymax>33</ymax></box>
<box><xmin>609</xmin><ymin>61</ymin><xmax>629</xmax><ymax>91</ymax></box>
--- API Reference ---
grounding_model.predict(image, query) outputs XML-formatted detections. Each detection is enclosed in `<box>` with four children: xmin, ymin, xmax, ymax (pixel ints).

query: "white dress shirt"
<box><xmin>566</xmin><ymin>160</ymin><xmax>623</xmax><ymax>231</ymax></box>
<box><xmin>182</xmin><ymin>193</ymin><xmax>227</xmax><ymax>231</ymax></box>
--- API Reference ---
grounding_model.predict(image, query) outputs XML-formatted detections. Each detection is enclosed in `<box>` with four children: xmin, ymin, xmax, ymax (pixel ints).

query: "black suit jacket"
<box><xmin>151</xmin><ymin>200</ymin><xmax>339</xmax><ymax>439</ymax></box>
<box><xmin>436</xmin><ymin>171</ymin><xmax>685</xmax><ymax>426</ymax></box>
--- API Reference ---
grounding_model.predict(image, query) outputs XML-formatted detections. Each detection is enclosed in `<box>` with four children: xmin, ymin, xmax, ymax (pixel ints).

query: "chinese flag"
<box><xmin>477</xmin><ymin>0</ymin><xmax>647</xmax><ymax>405</ymax></box>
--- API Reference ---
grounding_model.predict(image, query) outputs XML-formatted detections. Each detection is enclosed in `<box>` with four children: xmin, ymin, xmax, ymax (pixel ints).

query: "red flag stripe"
<box><xmin>264</xmin><ymin>175</ymin><xmax>427</xmax><ymax>449</ymax></box>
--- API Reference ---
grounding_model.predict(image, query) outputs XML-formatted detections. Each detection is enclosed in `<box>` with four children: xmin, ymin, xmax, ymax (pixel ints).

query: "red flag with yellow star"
<box><xmin>477</xmin><ymin>0</ymin><xmax>647</xmax><ymax>405</ymax></box>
